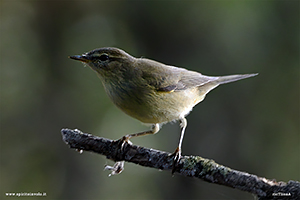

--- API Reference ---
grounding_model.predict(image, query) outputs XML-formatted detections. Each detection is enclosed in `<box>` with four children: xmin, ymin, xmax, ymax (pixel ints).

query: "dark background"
<box><xmin>1</xmin><ymin>0</ymin><xmax>299</xmax><ymax>199</ymax></box>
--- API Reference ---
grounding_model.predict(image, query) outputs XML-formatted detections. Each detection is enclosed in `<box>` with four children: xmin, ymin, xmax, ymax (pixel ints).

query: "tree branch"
<box><xmin>61</xmin><ymin>128</ymin><xmax>299</xmax><ymax>200</ymax></box>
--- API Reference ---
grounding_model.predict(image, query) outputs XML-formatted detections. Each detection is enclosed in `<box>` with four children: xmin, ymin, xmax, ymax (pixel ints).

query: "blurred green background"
<box><xmin>0</xmin><ymin>0</ymin><xmax>299</xmax><ymax>199</ymax></box>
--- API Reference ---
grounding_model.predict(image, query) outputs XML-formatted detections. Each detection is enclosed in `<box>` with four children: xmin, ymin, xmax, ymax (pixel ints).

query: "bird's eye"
<box><xmin>99</xmin><ymin>54</ymin><xmax>109</xmax><ymax>61</ymax></box>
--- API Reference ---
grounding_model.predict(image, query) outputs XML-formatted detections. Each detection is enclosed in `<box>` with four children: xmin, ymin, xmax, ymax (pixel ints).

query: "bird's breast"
<box><xmin>103</xmin><ymin>81</ymin><xmax>203</xmax><ymax>124</ymax></box>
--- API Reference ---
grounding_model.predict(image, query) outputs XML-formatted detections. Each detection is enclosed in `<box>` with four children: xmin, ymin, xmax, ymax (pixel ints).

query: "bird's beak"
<box><xmin>69</xmin><ymin>55</ymin><xmax>90</xmax><ymax>63</ymax></box>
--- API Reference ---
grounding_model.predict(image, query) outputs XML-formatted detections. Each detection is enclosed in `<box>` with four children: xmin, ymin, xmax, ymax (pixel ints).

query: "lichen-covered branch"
<box><xmin>61</xmin><ymin>128</ymin><xmax>299</xmax><ymax>200</ymax></box>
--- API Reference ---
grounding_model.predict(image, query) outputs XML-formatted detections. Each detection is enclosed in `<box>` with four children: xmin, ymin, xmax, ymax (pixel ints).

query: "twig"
<box><xmin>61</xmin><ymin>128</ymin><xmax>300</xmax><ymax>200</ymax></box>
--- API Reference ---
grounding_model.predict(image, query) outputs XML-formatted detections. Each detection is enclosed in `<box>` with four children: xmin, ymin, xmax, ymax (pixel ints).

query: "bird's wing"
<box><xmin>138</xmin><ymin>59</ymin><xmax>216</xmax><ymax>92</ymax></box>
<box><xmin>175</xmin><ymin>69</ymin><xmax>218</xmax><ymax>90</ymax></box>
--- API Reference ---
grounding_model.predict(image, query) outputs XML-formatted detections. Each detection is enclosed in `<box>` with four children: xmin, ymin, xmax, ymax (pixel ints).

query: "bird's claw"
<box><xmin>171</xmin><ymin>147</ymin><xmax>181</xmax><ymax>174</ymax></box>
<box><xmin>104</xmin><ymin>136</ymin><xmax>132</xmax><ymax>176</ymax></box>
<box><xmin>118</xmin><ymin>135</ymin><xmax>132</xmax><ymax>149</ymax></box>
<box><xmin>104</xmin><ymin>161</ymin><xmax>125</xmax><ymax>176</ymax></box>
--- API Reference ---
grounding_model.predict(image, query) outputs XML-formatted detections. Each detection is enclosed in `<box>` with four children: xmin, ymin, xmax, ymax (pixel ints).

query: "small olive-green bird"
<box><xmin>69</xmin><ymin>47</ymin><xmax>257</xmax><ymax>169</ymax></box>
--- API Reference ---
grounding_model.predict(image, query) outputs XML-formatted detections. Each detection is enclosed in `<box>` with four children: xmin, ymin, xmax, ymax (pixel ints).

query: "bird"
<box><xmin>69</xmin><ymin>47</ymin><xmax>258</xmax><ymax>173</ymax></box>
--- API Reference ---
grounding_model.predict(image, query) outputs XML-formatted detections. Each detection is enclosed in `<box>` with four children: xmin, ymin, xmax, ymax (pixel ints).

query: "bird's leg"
<box><xmin>120</xmin><ymin>123</ymin><xmax>160</xmax><ymax>146</ymax></box>
<box><xmin>118</xmin><ymin>123</ymin><xmax>161</xmax><ymax>156</ymax></box>
<box><xmin>171</xmin><ymin>117</ymin><xmax>187</xmax><ymax>174</ymax></box>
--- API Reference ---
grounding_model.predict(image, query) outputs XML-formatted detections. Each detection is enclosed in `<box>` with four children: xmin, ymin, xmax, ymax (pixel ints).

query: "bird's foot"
<box><xmin>118</xmin><ymin>135</ymin><xmax>132</xmax><ymax>148</ymax></box>
<box><xmin>170</xmin><ymin>147</ymin><xmax>182</xmax><ymax>174</ymax></box>
<box><xmin>104</xmin><ymin>161</ymin><xmax>125</xmax><ymax>176</ymax></box>
<box><xmin>104</xmin><ymin>136</ymin><xmax>133</xmax><ymax>176</ymax></box>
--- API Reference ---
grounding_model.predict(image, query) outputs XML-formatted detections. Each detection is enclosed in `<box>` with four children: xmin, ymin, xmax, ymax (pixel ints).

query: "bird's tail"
<box><xmin>216</xmin><ymin>73</ymin><xmax>258</xmax><ymax>85</ymax></box>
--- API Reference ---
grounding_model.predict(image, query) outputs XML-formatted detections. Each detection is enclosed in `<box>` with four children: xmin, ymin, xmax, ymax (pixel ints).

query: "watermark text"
<box><xmin>5</xmin><ymin>192</ymin><xmax>46</xmax><ymax>197</ymax></box>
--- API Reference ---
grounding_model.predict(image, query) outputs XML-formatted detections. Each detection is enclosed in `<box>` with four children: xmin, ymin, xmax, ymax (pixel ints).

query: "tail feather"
<box><xmin>216</xmin><ymin>73</ymin><xmax>258</xmax><ymax>85</ymax></box>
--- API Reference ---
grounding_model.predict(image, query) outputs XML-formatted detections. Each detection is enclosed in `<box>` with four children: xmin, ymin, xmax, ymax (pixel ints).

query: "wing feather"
<box><xmin>138</xmin><ymin>58</ymin><xmax>217</xmax><ymax>92</ymax></box>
